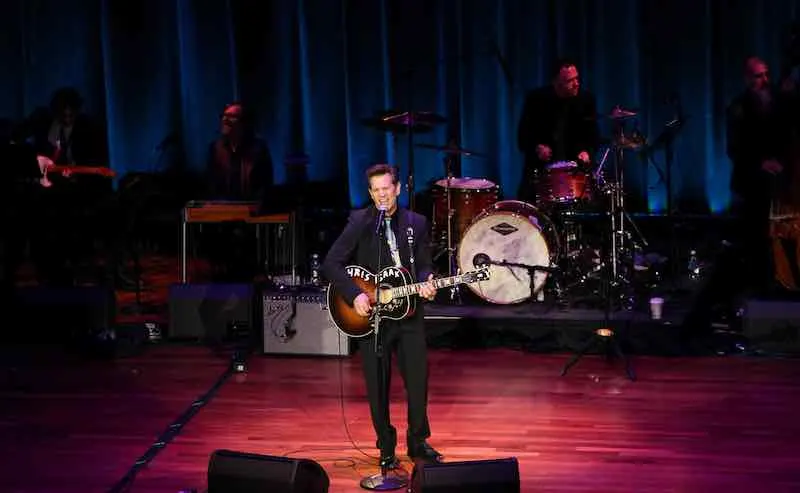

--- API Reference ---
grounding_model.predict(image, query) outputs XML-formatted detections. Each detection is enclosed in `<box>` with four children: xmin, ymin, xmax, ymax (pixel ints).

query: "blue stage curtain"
<box><xmin>1</xmin><ymin>0</ymin><xmax>798</xmax><ymax>214</ymax></box>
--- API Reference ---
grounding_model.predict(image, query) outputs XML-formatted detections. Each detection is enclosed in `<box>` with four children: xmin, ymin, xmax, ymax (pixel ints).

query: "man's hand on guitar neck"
<box><xmin>36</xmin><ymin>155</ymin><xmax>54</xmax><ymax>187</ymax></box>
<box><xmin>419</xmin><ymin>274</ymin><xmax>436</xmax><ymax>301</ymax></box>
<box><xmin>36</xmin><ymin>155</ymin><xmax>74</xmax><ymax>188</ymax></box>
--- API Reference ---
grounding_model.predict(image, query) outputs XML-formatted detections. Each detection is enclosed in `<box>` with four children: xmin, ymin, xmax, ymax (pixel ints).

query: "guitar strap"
<box><xmin>384</xmin><ymin>217</ymin><xmax>402</xmax><ymax>268</ymax></box>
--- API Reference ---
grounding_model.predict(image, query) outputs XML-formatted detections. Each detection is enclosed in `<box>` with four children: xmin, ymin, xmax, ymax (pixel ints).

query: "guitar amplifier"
<box><xmin>262</xmin><ymin>288</ymin><xmax>351</xmax><ymax>357</ymax></box>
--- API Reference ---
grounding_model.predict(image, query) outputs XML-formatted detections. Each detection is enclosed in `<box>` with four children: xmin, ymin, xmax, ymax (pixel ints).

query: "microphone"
<box><xmin>473</xmin><ymin>253</ymin><xmax>491</xmax><ymax>268</ymax></box>
<box><xmin>375</xmin><ymin>205</ymin><xmax>387</xmax><ymax>235</ymax></box>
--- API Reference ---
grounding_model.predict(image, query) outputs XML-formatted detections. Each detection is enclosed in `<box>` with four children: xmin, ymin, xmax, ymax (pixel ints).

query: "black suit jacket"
<box><xmin>726</xmin><ymin>87</ymin><xmax>794</xmax><ymax>200</ymax></box>
<box><xmin>322</xmin><ymin>205</ymin><xmax>433</xmax><ymax>309</ymax></box>
<box><xmin>205</xmin><ymin>135</ymin><xmax>273</xmax><ymax>203</ymax></box>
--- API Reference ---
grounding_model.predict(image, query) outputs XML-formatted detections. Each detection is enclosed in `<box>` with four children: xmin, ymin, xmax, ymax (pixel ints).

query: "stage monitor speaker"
<box><xmin>262</xmin><ymin>288</ymin><xmax>350</xmax><ymax>356</ymax></box>
<box><xmin>208</xmin><ymin>449</ymin><xmax>329</xmax><ymax>493</ymax></box>
<box><xmin>742</xmin><ymin>298</ymin><xmax>800</xmax><ymax>355</ymax></box>
<box><xmin>410</xmin><ymin>457</ymin><xmax>520</xmax><ymax>493</ymax></box>
<box><xmin>168</xmin><ymin>283</ymin><xmax>253</xmax><ymax>342</ymax></box>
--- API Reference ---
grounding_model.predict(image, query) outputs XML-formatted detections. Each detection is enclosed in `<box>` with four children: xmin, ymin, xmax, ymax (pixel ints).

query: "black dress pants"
<box><xmin>357</xmin><ymin>316</ymin><xmax>431</xmax><ymax>456</ymax></box>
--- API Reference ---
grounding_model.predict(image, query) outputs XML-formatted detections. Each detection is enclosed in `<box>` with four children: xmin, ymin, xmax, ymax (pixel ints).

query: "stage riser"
<box><xmin>424</xmin><ymin>316</ymin><xmax>687</xmax><ymax>356</ymax></box>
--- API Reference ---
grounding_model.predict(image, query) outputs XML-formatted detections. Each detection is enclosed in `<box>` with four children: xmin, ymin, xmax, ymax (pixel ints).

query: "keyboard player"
<box><xmin>203</xmin><ymin>102</ymin><xmax>274</xmax><ymax>281</ymax></box>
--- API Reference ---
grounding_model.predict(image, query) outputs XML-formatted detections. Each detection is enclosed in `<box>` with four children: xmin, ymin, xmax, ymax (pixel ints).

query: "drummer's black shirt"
<box><xmin>517</xmin><ymin>85</ymin><xmax>599</xmax><ymax>169</ymax></box>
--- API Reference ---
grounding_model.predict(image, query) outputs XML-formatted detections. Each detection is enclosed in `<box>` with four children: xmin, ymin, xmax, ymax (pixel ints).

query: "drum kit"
<box><xmin>363</xmin><ymin>107</ymin><xmax>652</xmax><ymax>309</ymax></box>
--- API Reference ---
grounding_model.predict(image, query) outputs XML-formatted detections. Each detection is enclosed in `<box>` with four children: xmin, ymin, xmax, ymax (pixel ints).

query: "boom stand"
<box><xmin>360</xmin><ymin>214</ymin><xmax>409</xmax><ymax>491</ymax></box>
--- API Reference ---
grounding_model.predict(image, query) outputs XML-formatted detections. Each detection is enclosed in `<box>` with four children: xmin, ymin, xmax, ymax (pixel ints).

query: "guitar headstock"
<box><xmin>463</xmin><ymin>264</ymin><xmax>491</xmax><ymax>283</ymax></box>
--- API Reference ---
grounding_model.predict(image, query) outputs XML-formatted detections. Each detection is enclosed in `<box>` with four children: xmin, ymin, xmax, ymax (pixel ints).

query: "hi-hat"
<box><xmin>416</xmin><ymin>142</ymin><xmax>487</xmax><ymax>158</ymax></box>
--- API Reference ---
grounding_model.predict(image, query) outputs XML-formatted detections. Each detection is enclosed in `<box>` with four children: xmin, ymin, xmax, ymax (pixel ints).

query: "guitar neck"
<box><xmin>390</xmin><ymin>273</ymin><xmax>470</xmax><ymax>299</ymax></box>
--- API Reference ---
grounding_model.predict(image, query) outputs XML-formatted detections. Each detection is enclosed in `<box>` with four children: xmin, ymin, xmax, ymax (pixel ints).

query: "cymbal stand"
<box><xmin>443</xmin><ymin>153</ymin><xmax>461</xmax><ymax>302</ymax></box>
<box><xmin>608</xmin><ymin>135</ymin><xmax>648</xmax><ymax>308</ymax></box>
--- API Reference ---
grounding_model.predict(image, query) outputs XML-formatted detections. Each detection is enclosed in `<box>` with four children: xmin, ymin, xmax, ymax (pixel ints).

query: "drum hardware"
<box><xmin>361</xmin><ymin>110</ymin><xmax>446</xmax><ymax>211</ymax></box>
<box><xmin>431</xmin><ymin>176</ymin><xmax>499</xmax><ymax>273</ymax></box>
<box><xmin>441</xmin><ymin>153</ymin><xmax>460</xmax><ymax>301</ymax></box>
<box><xmin>605</xmin><ymin>113</ymin><xmax>650</xmax><ymax>304</ymax></box>
<box><xmin>458</xmin><ymin>200</ymin><xmax>560</xmax><ymax>305</ymax></box>
<box><xmin>560</xmin><ymin>251</ymin><xmax>637</xmax><ymax>381</ymax></box>
<box><xmin>537</xmin><ymin>160</ymin><xmax>594</xmax><ymax>205</ymax></box>
<box><xmin>415</xmin><ymin>142</ymin><xmax>488</xmax><ymax>158</ymax></box>
<box><xmin>418</xmin><ymin>139</ymin><xmax>490</xmax><ymax>302</ymax></box>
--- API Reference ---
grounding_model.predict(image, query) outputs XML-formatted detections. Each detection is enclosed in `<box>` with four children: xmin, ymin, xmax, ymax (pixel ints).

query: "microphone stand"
<box><xmin>360</xmin><ymin>209</ymin><xmax>408</xmax><ymax>491</ymax></box>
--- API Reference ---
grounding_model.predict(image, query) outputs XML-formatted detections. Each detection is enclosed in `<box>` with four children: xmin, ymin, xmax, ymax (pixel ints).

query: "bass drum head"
<box><xmin>457</xmin><ymin>200</ymin><xmax>559</xmax><ymax>304</ymax></box>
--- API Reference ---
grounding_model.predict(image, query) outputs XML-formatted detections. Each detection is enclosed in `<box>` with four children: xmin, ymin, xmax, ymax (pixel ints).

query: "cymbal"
<box><xmin>606</xmin><ymin>106</ymin><xmax>639</xmax><ymax>119</ymax></box>
<box><xmin>361</xmin><ymin>110</ymin><xmax>446</xmax><ymax>134</ymax></box>
<box><xmin>381</xmin><ymin>110</ymin><xmax>446</xmax><ymax>126</ymax></box>
<box><xmin>360</xmin><ymin>118</ymin><xmax>435</xmax><ymax>133</ymax></box>
<box><xmin>415</xmin><ymin>142</ymin><xmax>487</xmax><ymax>158</ymax></box>
<box><xmin>589</xmin><ymin>106</ymin><xmax>640</xmax><ymax>121</ymax></box>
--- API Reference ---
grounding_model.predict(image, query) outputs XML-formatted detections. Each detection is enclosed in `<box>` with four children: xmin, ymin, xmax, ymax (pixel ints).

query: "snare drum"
<box><xmin>432</xmin><ymin>177</ymin><xmax>498</xmax><ymax>242</ymax></box>
<box><xmin>537</xmin><ymin>160</ymin><xmax>593</xmax><ymax>204</ymax></box>
<box><xmin>457</xmin><ymin>200</ymin><xmax>559</xmax><ymax>304</ymax></box>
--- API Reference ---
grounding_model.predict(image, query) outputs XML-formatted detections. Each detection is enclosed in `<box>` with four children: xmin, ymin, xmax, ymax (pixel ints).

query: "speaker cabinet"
<box><xmin>208</xmin><ymin>449</ymin><xmax>329</xmax><ymax>493</ymax></box>
<box><xmin>168</xmin><ymin>283</ymin><xmax>253</xmax><ymax>342</ymax></box>
<box><xmin>262</xmin><ymin>288</ymin><xmax>351</xmax><ymax>356</ymax></box>
<box><xmin>411</xmin><ymin>457</ymin><xmax>520</xmax><ymax>493</ymax></box>
<box><xmin>12</xmin><ymin>285</ymin><xmax>116</xmax><ymax>343</ymax></box>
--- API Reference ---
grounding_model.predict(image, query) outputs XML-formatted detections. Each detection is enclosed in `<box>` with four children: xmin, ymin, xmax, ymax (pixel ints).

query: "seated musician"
<box><xmin>203</xmin><ymin>102</ymin><xmax>274</xmax><ymax>281</ymax></box>
<box><xmin>16</xmin><ymin>87</ymin><xmax>110</xmax><ymax>286</ymax></box>
<box><xmin>516</xmin><ymin>58</ymin><xmax>599</xmax><ymax>203</ymax></box>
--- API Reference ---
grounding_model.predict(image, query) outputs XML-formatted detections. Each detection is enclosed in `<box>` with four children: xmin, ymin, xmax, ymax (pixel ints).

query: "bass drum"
<box><xmin>458</xmin><ymin>200</ymin><xmax>560</xmax><ymax>304</ymax></box>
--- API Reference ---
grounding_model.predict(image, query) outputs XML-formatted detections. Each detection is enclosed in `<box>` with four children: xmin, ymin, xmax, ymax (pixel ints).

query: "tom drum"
<box><xmin>432</xmin><ymin>177</ymin><xmax>498</xmax><ymax>242</ymax></box>
<box><xmin>537</xmin><ymin>160</ymin><xmax>593</xmax><ymax>204</ymax></box>
<box><xmin>457</xmin><ymin>200</ymin><xmax>559</xmax><ymax>304</ymax></box>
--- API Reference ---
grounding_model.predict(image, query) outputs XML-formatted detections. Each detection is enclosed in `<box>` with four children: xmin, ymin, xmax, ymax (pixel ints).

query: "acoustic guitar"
<box><xmin>326</xmin><ymin>264</ymin><xmax>491</xmax><ymax>338</ymax></box>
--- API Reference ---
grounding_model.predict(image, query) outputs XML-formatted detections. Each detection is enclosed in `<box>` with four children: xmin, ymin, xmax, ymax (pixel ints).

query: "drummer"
<box><xmin>516</xmin><ymin>58</ymin><xmax>599</xmax><ymax>203</ymax></box>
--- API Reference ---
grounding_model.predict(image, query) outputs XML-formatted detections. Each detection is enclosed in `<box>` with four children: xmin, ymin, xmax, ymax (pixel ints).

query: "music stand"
<box><xmin>641</xmin><ymin>108</ymin><xmax>688</xmax><ymax>282</ymax></box>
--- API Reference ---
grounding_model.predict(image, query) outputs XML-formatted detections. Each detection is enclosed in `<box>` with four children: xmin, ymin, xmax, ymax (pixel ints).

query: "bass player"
<box><xmin>321</xmin><ymin>164</ymin><xmax>443</xmax><ymax>468</ymax></box>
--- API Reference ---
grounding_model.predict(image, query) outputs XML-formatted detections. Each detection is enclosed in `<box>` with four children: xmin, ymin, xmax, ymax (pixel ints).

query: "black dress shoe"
<box><xmin>379</xmin><ymin>452</ymin><xmax>401</xmax><ymax>471</ymax></box>
<box><xmin>407</xmin><ymin>442</ymin><xmax>443</xmax><ymax>463</ymax></box>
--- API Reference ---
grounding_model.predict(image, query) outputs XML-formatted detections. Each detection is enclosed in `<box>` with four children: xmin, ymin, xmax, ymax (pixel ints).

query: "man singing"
<box><xmin>516</xmin><ymin>58</ymin><xmax>599</xmax><ymax>203</ymax></box>
<box><xmin>322</xmin><ymin>164</ymin><xmax>443</xmax><ymax>468</ymax></box>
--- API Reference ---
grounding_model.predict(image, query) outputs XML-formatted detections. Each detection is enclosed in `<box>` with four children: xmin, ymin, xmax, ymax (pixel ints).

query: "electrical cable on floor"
<box><xmin>106</xmin><ymin>363</ymin><xmax>235</xmax><ymax>493</ymax></box>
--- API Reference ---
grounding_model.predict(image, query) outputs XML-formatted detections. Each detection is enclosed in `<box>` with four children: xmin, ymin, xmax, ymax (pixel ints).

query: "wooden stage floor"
<box><xmin>2</xmin><ymin>342</ymin><xmax>800</xmax><ymax>493</ymax></box>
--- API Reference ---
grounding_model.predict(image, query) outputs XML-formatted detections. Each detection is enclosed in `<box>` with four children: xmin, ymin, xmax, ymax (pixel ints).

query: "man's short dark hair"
<box><xmin>550</xmin><ymin>57</ymin><xmax>577</xmax><ymax>79</ymax></box>
<box><xmin>365</xmin><ymin>163</ymin><xmax>400</xmax><ymax>186</ymax></box>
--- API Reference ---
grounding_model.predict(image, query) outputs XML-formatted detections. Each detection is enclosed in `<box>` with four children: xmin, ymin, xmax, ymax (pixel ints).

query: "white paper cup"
<box><xmin>650</xmin><ymin>297</ymin><xmax>664</xmax><ymax>320</ymax></box>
